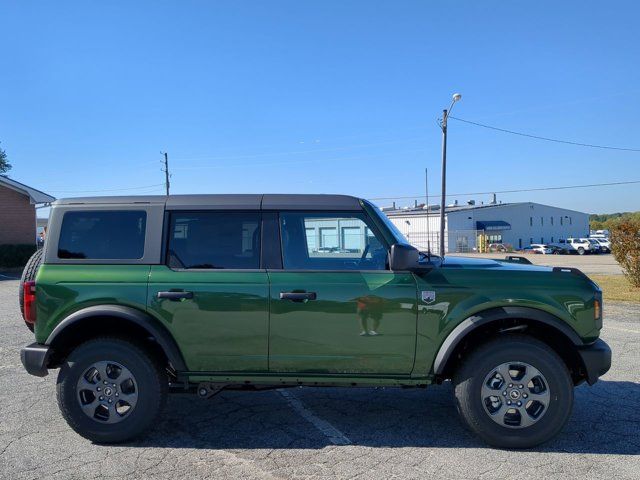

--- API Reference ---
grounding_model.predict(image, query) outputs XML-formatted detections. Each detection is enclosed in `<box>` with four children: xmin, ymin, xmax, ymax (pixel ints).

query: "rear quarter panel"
<box><xmin>34</xmin><ymin>264</ymin><xmax>151</xmax><ymax>343</ymax></box>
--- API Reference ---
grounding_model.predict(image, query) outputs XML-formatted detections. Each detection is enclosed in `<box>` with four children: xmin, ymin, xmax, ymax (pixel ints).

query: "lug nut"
<box><xmin>108</xmin><ymin>399</ymin><xmax>112</xmax><ymax>403</ymax></box>
<box><xmin>115</xmin><ymin>393</ymin><xmax>119</xmax><ymax>397</ymax></box>
<box><xmin>507</xmin><ymin>400</ymin><xmax>512</xmax><ymax>405</ymax></box>
<box><xmin>99</xmin><ymin>396</ymin><xmax>104</xmax><ymax>401</ymax></box>
<box><xmin>523</xmin><ymin>394</ymin><xmax>528</xmax><ymax>398</ymax></box>
<box><xmin>519</xmin><ymin>385</ymin><xmax>524</xmax><ymax>389</ymax></box>
<box><xmin>96</xmin><ymin>387</ymin><xmax>101</xmax><ymax>392</ymax></box>
<box><xmin>104</xmin><ymin>381</ymin><xmax>108</xmax><ymax>385</ymax></box>
<box><xmin>502</xmin><ymin>391</ymin><xmax>507</xmax><ymax>396</ymax></box>
<box><xmin>517</xmin><ymin>401</ymin><xmax>522</xmax><ymax>407</ymax></box>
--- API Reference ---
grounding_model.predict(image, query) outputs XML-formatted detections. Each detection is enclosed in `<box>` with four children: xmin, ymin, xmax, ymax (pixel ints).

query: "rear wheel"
<box><xmin>577</xmin><ymin>247</ymin><xmax>585</xmax><ymax>255</ymax></box>
<box><xmin>56</xmin><ymin>337</ymin><xmax>167</xmax><ymax>443</ymax></box>
<box><xmin>453</xmin><ymin>335</ymin><xmax>573</xmax><ymax>448</ymax></box>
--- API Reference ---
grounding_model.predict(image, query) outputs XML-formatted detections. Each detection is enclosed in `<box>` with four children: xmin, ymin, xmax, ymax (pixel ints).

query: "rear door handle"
<box><xmin>279</xmin><ymin>291</ymin><xmax>317</xmax><ymax>302</ymax></box>
<box><xmin>157</xmin><ymin>291</ymin><xmax>194</xmax><ymax>301</ymax></box>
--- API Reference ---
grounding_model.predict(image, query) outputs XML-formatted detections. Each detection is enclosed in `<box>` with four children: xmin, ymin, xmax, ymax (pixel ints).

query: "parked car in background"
<box><xmin>528</xmin><ymin>244</ymin><xmax>554</xmax><ymax>254</ymax></box>
<box><xmin>545</xmin><ymin>244</ymin><xmax>571</xmax><ymax>255</ymax></box>
<box><xmin>488</xmin><ymin>243</ymin><xmax>507</xmax><ymax>252</ymax></box>
<box><xmin>592</xmin><ymin>238</ymin><xmax>611</xmax><ymax>253</ymax></box>
<box><xmin>589</xmin><ymin>230</ymin><xmax>609</xmax><ymax>239</ymax></box>
<box><xmin>587</xmin><ymin>239</ymin><xmax>603</xmax><ymax>254</ymax></box>
<box><xmin>561</xmin><ymin>238</ymin><xmax>595</xmax><ymax>255</ymax></box>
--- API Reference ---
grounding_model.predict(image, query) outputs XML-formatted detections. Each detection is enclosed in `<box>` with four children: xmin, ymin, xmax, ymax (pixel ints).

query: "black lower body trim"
<box><xmin>20</xmin><ymin>343</ymin><xmax>51</xmax><ymax>377</ymax></box>
<box><xmin>577</xmin><ymin>338</ymin><xmax>611</xmax><ymax>385</ymax></box>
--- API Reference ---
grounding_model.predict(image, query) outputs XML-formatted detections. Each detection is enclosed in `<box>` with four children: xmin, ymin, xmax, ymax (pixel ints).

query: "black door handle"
<box><xmin>279</xmin><ymin>291</ymin><xmax>317</xmax><ymax>302</ymax></box>
<box><xmin>157</xmin><ymin>291</ymin><xmax>194</xmax><ymax>301</ymax></box>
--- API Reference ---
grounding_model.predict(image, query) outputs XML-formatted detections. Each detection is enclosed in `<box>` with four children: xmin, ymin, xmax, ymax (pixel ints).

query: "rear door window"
<box><xmin>167</xmin><ymin>211</ymin><xmax>261</xmax><ymax>269</ymax></box>
<box><xmin>58</xmin><ymin>211</ymin><xmax>147</xmax><ymax>259</ymax></box>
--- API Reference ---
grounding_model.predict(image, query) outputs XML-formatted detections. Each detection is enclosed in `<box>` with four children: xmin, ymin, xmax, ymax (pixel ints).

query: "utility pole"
<box><xmin>438</xmin><ymin>93</ymin><xmax>462</xmax><ymax>257</ymax></box>
<box><xmin>161</xmin><ymin>152</ymin><xmax>170</xmax><ymax>196</ymax></box>
<box><xmin>425</xmin><ymin>168</ymin><xmax>431</xmax><ymax>257</ymax></box>
<box><xmin>439</xmin><ymin>110</ymin><xmax>448</xmax><ymax>257</ymax></box>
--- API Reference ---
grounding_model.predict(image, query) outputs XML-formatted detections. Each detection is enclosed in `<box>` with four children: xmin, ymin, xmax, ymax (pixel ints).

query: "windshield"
<box><xmin>364</xmin><ymin>201</ymin><xmax>410</xmax><ymax>245</ymax></box>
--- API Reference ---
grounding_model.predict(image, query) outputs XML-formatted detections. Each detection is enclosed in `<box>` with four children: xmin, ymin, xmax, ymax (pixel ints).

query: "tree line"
<box><xmin>590</xmin><ymin>211</ymin><xmax>640</xmax><ymax>231</ymax></box>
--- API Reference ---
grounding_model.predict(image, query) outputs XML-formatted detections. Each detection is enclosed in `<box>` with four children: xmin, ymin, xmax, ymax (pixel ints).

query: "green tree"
<box><xmin>0</xmin><ymin>143</ymin><xmax>11</xmax><ymax>174</ymax></box>
<box><xmin>610</xmin><ymin>219</ymin><xmax>640</xmax><ymax>288</ymax></box>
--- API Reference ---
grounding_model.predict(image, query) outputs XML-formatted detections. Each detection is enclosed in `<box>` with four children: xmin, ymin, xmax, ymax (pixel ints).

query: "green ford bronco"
<box><xmin>19</xmin><ymin>194</ymin><xmax>611</xmax><ymax>448</ymax></box>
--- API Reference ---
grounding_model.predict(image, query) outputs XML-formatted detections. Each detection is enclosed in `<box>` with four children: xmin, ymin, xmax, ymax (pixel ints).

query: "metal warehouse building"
<box><xmin>384</xmin><ymin>200</ymin><xmax>590</xmax><ymax>253</ymax></box>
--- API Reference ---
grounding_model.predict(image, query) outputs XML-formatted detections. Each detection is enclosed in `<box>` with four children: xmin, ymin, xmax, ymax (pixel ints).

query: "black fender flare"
<box><xmin>46</xmin><ymin>304</ymin><xmax>187</xmax><ymax>372</ymax></box>
<box><xmin>432</xmin><ymin>306</ymin><xmax>583</xmax><ymax>376</ymax></box>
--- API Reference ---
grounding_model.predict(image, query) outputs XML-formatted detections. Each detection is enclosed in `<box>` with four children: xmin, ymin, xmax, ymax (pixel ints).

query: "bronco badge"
<box><xmin>421</xmin><ymin>290</ymin><xmax>436</xmax><ymax>304</ymax></box>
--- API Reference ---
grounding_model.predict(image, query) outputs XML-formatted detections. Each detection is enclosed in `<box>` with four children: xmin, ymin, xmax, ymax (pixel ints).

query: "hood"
<box><xmin>441</xmin><ymin>256</ymin><xmax>552</xmax><ymax>273</ymax></box>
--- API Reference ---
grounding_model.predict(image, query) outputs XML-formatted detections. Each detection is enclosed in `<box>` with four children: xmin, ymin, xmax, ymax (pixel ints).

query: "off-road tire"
<box><xmin>56</xmin><ymin>337</ymin><xmax>167</xmax><ymax>443</ymax></box>
<box><xmin>453</xmin><ymin>335</ymin><xmax>573</xmax><ymax>449</ymax></box>
<box><xmin>18</xmin><ymin>248</ymin><xmax>43</xmax><ymax>330</ymax></box>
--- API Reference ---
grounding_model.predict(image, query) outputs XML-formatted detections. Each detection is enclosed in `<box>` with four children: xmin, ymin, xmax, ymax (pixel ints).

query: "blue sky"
<box><xmin>1</xmin><ymin>1</ymin><xmax>639</xmax><ymax>214</ymax></box>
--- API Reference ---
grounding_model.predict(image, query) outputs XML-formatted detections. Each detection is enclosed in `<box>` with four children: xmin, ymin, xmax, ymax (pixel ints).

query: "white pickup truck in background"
<box><xmin>557</xmin><ymin>237</ymin><xmax>598</xmax><ymax>255</ymax></box>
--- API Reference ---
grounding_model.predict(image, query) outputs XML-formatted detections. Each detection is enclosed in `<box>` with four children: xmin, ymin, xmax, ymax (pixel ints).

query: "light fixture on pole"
<box><xmin>438</xmin><ymin>92</ymin><xmax>462</xmax><ymax>257</ymax></box>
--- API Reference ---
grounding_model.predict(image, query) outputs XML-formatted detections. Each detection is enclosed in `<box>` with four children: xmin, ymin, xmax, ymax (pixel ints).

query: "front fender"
<box><xmin>431</xmin><ymin>306</ymin><xmax>584</xmax><ymax>376</ymax></box>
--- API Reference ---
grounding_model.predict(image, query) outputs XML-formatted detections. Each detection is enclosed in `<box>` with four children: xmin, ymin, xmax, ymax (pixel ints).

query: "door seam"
<box><xmin>266</xmin><ymin>269</ymin><xmax>272</xmax><ymax>372</ymax></box>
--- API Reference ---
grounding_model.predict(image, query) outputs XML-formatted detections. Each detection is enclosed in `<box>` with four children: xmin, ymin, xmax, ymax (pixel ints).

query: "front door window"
<box><xmin>280</xmin><ymin>212</ymin><xmax>387</xmax><ymax>270</ymax></box>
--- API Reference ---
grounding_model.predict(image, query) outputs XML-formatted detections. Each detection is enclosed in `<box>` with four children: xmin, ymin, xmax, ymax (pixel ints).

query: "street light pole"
<box><xmin>438</xmin><ymin>93</ymin><xmax>461</xmax><ymax>257</ymax></box>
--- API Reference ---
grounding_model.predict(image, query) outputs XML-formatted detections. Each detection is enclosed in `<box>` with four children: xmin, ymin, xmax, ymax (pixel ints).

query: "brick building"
<box><xmin>0</xmin><ymin>176</ymin><xmax>55</xmax><ymax>245</ymax></box>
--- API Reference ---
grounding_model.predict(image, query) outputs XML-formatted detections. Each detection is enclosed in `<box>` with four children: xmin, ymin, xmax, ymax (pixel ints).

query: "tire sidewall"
<box><xmin>57</xmin><ymin>339</ymin><xmax>165</xmax><ymax>443</ymax></box>
<box><xmin>455</xmin><ymin>338</ymin><xmax>573</xmax><ymax>448</ymax></box>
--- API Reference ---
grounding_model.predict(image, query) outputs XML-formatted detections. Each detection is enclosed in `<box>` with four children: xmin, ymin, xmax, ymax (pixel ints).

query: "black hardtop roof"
<box><xmin>53</xmin><ymin>193</ymin><xmax>363</xmax><ymax>210</ymax></box>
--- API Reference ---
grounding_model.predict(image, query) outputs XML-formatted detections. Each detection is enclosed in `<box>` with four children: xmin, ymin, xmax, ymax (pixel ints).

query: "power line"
<box><xmin>171</xmin><ymin>149</ymin><xmax>426</xmax><ymax>171</ymax></box>
<box><xmin>49</xmin><ymin>183</ymin><xmax>165</xmax><ymax>194</ymax></box>
<box><xmin>449</xmin><ymin>116</ymin><xmax>640</xmax><ymax>152</ymax></box>
<box><xmin>368</xmin><ymin>179</ymin><xmax>640</xmax><ymax>202</ymax></box>
<box><xmin>170</xmin><ymin>136</ymin><xmax>425</xmax><ymax>163</ymax></box>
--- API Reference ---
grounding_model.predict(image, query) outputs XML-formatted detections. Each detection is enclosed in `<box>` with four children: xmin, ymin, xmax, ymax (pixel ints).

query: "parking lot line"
<box><xmin>279</xmin><ymin>389</ymin><xmax>351</xmax><ymax>446</ymax></box>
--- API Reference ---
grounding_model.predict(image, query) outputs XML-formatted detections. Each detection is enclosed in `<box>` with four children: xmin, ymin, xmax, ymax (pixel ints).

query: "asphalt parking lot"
<box><xmin>1</xmin><ymin>278</ymin><xmax>639</xmax><ymax>480</ymax></box>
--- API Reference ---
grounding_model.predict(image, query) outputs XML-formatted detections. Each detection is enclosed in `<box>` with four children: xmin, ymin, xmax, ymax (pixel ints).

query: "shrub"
<box><xmin>610</xmin><ymin>220</ymin><xmax>640</xmax><ymax>288</ymax></box>
<box><xmin>0</xmin><ymin>244</ymin><xmax>37</xmax><ymax>268</ymax></box>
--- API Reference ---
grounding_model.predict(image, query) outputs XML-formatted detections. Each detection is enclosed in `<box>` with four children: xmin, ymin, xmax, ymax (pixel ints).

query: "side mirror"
<box><xmin>389</xmin><ymin>243</ymin><xmax>420</xmax><ymax>271</ymax></box>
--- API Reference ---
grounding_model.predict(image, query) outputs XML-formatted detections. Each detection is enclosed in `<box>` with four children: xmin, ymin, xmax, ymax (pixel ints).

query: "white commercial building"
<box><xmin>384</xmin><ymin>201</ymin><xmax>590</xmax><ymax>253</ymax></box>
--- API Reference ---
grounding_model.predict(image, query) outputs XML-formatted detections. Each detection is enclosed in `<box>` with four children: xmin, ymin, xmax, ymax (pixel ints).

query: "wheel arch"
<box><xmin>46</xmin><ymin>304</ymin><xmax>187</xmax><ymax>373</ymax></box>
<box><xmin>433</xmin><ymin>306</ymin><xmax>587</xmax><ymax>384</ymax></box>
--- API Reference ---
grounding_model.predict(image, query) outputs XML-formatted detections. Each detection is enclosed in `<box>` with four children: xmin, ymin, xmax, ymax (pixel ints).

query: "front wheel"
<box><xmin>577</xmin><ymin>247</ymin><xmax>585</xmax><ymax>255</ymax></box>
<box><xmin>453</xmin><ymin>335</ymin><xmax>573</xmax><ymax>448</ymax></box>
<box><xmin>56</xmin><ymin>337</ymin><xmax>167</xmax><ymax>443</ymax></box>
